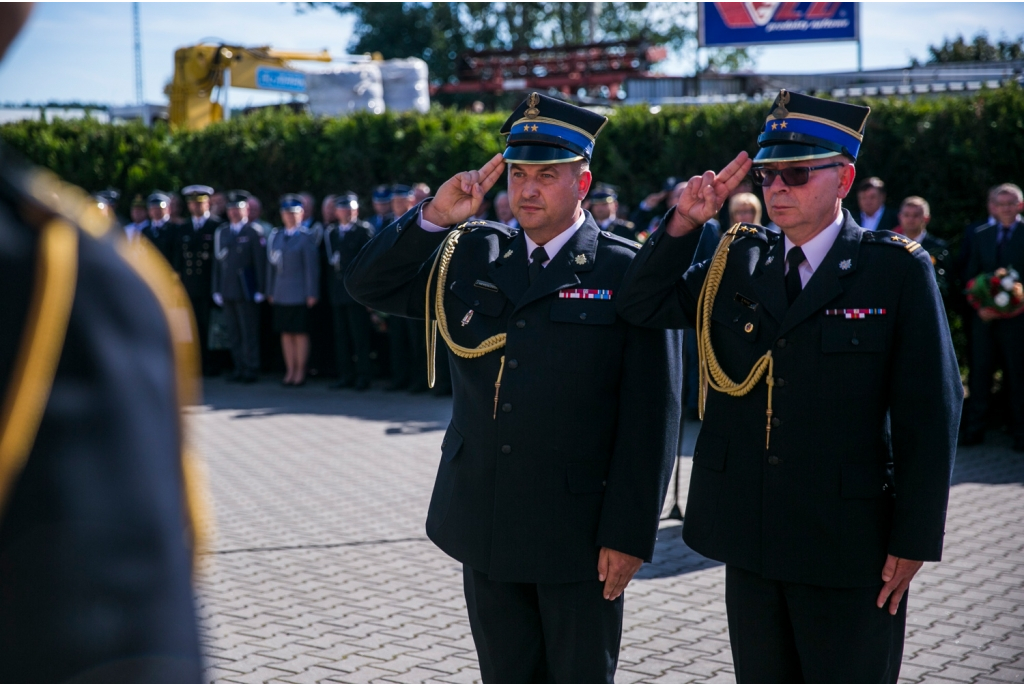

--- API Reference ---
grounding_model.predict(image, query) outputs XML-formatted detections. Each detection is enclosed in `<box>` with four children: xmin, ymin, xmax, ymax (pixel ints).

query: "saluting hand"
<box><xmin>877</xmin><ymin>554</ymin><xmax>923</xmax><ymax>615</ymax></box>
<box><xmin>664</xmin><ymin>151</ymin><xmax>753</xmax><ymax>238</ymax></box>
<box><xmin>422</xmin><ymin>153</ymin><xmax>506</xmax><ymax>227</ymax></box>
<box><xmin>598</xmin><ymin>547</ymin><xmax>644</xmax><ymax>601</ymax></box>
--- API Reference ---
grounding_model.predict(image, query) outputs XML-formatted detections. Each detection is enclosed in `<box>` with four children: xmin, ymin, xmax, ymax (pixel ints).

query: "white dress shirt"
<box><xmin>860</xmin><ymin>207</ymin><xmax>883</xmax><ymax>231</ymax></box>
<box><xmin>784</xmin><ymin>211</ymin><xmax>843</xmax><ymax>288</ymax></box>
<box><xmin>229</xmin><ymin>222</ymin><xmax>245</xmax><ymax>233</ymax></box>
<box><xmin>192</xmin><ymin>212</ymin><xmax>211</xmax><ymax>230</ymax></box>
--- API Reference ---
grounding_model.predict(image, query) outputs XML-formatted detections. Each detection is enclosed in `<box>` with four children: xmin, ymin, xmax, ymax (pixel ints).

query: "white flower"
<box><xmin>1001</xmin><ymin>275</ymin><xmax>1017</xmax><ymax>291</ymax></box>
<box><xmin>994</xmin><ymin>291</ymin><xmax>1011</xmax><ymax>307</ymax></box>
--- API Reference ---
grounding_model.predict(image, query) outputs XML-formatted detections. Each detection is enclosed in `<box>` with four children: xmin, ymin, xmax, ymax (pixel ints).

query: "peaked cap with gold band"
<box><xmin>500</xmin><ymin>92</ymin><xmax>608</xmax><ymax>165</ymax></box>
<box><xmin>754</xmin><ymin>89</ymin><xmax>871</xmax><ymax>164</ymax></box>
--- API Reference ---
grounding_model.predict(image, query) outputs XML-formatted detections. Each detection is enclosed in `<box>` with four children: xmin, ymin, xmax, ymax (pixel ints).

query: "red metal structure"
<box><xmin>433</xmin><ymin>39</ymin><xmax>668</xmax><ymax>99</ymax></box>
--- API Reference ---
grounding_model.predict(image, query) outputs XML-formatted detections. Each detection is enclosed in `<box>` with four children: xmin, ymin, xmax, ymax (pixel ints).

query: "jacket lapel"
<box><xmin>750</xmin><ymin>238</ymin><xmax>788</xmax><ymax>326</ymax></box>
<box><xmin>514</xmin><ymin>218</ymin><xmax>599</xmax><ymax>311</ymax></box>
<box><xmin>487</xmin><ymin>232</ymin><xmax>530</xmax><ymax>306</ymax></box>
<box><xmin>777</xmin><ymin>213</ymin><xmax>860</xmax><ymax>337</ymax></box>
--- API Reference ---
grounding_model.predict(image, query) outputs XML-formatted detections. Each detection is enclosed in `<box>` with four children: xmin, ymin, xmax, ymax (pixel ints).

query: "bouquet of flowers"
<box><xmin>965</xmin><ymin>267</ymin><xmax>1024</xmax><ymax>319</ymax></box>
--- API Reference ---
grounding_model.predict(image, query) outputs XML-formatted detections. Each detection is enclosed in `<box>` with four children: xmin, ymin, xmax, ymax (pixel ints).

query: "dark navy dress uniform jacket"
<box><xmin>346</xmin><ymin>205</ymin><xmax>682</xmax><ymax>584</ymax></box>
<box><xmin>616</xmin><ymin>209</ymin><xmax>961</xmax><ymax>588</ymax></box>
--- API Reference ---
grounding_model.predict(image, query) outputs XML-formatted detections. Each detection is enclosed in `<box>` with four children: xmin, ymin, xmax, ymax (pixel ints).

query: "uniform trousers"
<box><xmin>966</xmin><ymin>315</ymin><xmax>1024</xmax><ymax>439</ymax></box>
<box><xmin>387</xmin><ymin>316</ymin><xmax>415</xmax><ymax>389</ymax></box>
<box><xmin>332</xmin><ymin>303</ymin><xmax>372</xmax><ymax>382</ymax></box>
<box><xmin>463</xmin><ymin>566</ymin><xmax>623</xmax><ymax>684</ymax></box>
<box><xmin>189</xmin><ymin>295</ymin><xmax>217</xmax><ymax>375</ymax></box>
<box><xmin>725</xmin><ymin>565</ymin><xmax>907</xmax><ymax>684</ymax></box>
<box><xmin>223</xmin><ymin>299</ymin><xmax>261</xmax><ymax>376</ymax></box>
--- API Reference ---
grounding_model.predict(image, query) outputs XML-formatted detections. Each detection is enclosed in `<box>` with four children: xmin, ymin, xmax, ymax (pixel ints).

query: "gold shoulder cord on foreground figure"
<box><xmin>425</xmin><ymin>225</ymin><xmax>508</xmax><ymax>418</ymax></box>
<box><xmin>0</xmin><ymin>170</ymin><xmax>212</xmax><ymax>562</ymax></box>
<box><xmin>696</xmin><ymin>223</ymin><xmax>776</xmax><ymax>449</ymax></box>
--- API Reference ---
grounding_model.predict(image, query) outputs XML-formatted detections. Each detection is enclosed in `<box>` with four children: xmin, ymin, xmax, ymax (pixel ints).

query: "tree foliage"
<box><xmin>925</xmin><ymin>32</ymin><xmax>1024</xmax><ymax>64</ymax></box>
<box><xmin>322</xmin><ymin>2</ymin><xmax>750</xmax><ymax>84</ymax></box>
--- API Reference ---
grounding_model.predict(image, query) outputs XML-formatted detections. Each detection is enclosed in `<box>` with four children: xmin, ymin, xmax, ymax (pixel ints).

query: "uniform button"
<box><xmin>186</xmin><ymin>269</ymin><xmax>193</xmax><ymax>275</ymax></box>
<box><xmin>768</xmin><ymin>456</ymin><xmax>780</xmax><ymax>465</ymax></box>
<box><xmin>502</xmin><ymin>403</ymin><xmax>512</xmax><ymax>413</ymax></box>
<box><xmin>601</xmin><ymin>480</ymin><xmax>607</xmax><ymax>487</ymax></box>
<box><xmin>776</xmin><ymin>338</ymin><xmax>787</xmax><ymax>348</ymax></box>
<box><xmin>775</xmin><ymin>378</ymin><xmax>786</xmax><ymax>387</ymax></box>
<box><xmin>501</xmin><ymin>445</ymin><xmax>511</xmax><ymax>454</ymax></box>
<box><xmin>507</xmin><ymin>359</ymin><xmax>518</xmax><ymax>369</ymax></box>
<box><xmin>771</xmin><ymin>417</ymin><xmax>781</xmax><ymax>427</ymax></box>
<box><xmin>516</xmin><ymin>319</ymin><xmax>526</xmax><ymax>328</ymax></box>
<box><xmin>579</xmin><ymin>312</ymin><xmax>587</xmax><ymax>320</ymax></box>
<box><xmin>851</xmin><ymin>337</ymin><xmax>860</xmax><ymax>346</ymax></box>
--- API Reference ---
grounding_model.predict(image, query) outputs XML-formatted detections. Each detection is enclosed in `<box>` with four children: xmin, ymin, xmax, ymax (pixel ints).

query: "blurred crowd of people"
<box><xmin>92</xmin><ymin>174</ymin><xmax>1024</xmax><ymax>448</ymax></box>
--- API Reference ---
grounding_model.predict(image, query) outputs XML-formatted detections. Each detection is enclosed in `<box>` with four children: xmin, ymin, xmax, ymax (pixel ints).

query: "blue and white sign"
<box><xmin>255</xmin><ymin>67</ymin><xmax>307</xmax><ymax>93</ymax></box>
<box><xmin>699</xmin><ymin>2</ymin><xmax>858</xmax><ymax>48</ymax></box>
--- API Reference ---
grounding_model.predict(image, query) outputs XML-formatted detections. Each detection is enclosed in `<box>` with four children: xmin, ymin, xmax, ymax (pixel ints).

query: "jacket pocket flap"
<box><xmin>711</xmin><ymin>303</ymin><xmax>758</xmax><ymax>340</ymax></box>
<box><xmin>841</xmin><ymin>463</ymin><xmax>883</xmax><ymax>499</ymax></box>
<box><xmin>566</xmin><ymin>461</ymin><xmax>608</xmax><ymax>493</ymax></box>
<box><xmin>550</xmin><ymin>299</ymin><xmax>617</xmax><ymax>325</ymax></box>
<box><xmin>450</xmin><ymin>279</ymin><xmax>508</xmax><ymax>317</ymax></box>
<box><xmin>440</xmin><ymin>423</ymin><xmax>464</xmax><ymax>463</ymax></box>
<box><xmin>693</xmin><ymin>429</ymin><xmax>728</xmax><ymax>472</ymax></box>
<box><xmin>821</xmin><ymin>319</ymin><xmax>886</xmax><ymax>353</ymax></box>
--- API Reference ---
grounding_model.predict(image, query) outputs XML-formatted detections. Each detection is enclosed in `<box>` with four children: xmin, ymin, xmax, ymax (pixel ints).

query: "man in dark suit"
<box><xmin>616</xmin><ymin>90</ymin><xmax>961</xmax><ymax>683</ymax></box>
<box><xmin>172</xmin><ymin>184</ymin><xmax>222</xmax><ymax>376</ymax></box>
<box><xmin>213</xmin><ymin>190</ymin><xmax>267</xmax><ymax>384</ymax></box>
<box><xmin>144</xmin><ymin>191</ymin><xmax>177</xmax><ymax>261</ymax></box>
<box><xmin>0</xmin><ymin>10</ymin><xmax>204</xmax><ymax>676</ymax></box>
<box><xmin>370</xmin><ymin>185</ymin><xmax>394</xmax><ymax>233</ymax></box>
<box><xmin>961</xmin><ymin>183</ymin><xmax>1024</xmax><ymax>451</ymax></box>
<box><xmin>856</xmin><ymin>176</ymin><xmax>899</xmax><ymax>232</ymax></box>
<box><xmin>346</xmin><ymin>93</ymin><xmax>681</xmax><ymax>683</ymax></box>
<box><xmin>896</xmin><ymin>196</ymin><xmax>951</xmax><ymax>298</ymax></box>
<box><xmin>325</xmin><ymin>192</ymin><xmax>376</xmax><ymax>390</ymax></box>
<box><xmin>588</xmin><ymin>184</ymin><xmax>638</xmax><ymax>242</ymax></box>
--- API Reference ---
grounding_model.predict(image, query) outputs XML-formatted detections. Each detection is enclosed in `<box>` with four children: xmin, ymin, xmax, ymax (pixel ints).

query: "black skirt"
<box><xmin>273</xmin><ymin>304</ymin><xmax>308</xmax><ymax>333</ymax></box>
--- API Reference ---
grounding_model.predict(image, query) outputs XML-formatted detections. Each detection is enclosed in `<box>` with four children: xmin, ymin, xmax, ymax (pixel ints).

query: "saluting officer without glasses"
<box><xmin>173</xmin><ymin>184</ymin><xmax>223</xmax><ymax>377</ymax></box>
<box><xmin>325</xmin><ymin>191</ymin><xmax>376</xmax><ymax>390</ymax></box>
<box><xmin>212</xmin><ymin>190</ymin><xmax>267</xmax><ymax>384</ymax></box>
<box><xmin>615</xmin><ymin>90</ymin><xmax>962</xmax><ymax>683</ymax></box>
<box><xmin>347</xmin><ymin>93</ymin><xmax>681</xmax><ymax>683</ymax></box>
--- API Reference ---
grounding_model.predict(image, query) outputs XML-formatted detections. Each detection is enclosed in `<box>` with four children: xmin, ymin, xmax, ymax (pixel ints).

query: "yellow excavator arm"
<box><xmin>168</xmin><ymin>44</ymin><xmax>331</xmax><ymax>130</ymax></box>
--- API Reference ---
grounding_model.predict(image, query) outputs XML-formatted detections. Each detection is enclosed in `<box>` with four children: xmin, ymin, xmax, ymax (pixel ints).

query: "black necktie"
<box><xmin>997</xmin><ymin>224</ymin><xmax>1013</xmax><ymax>267</ymax></box>
<box><xmin>528</xmin><ymin>246</ymin><xmax>549</xmax><ymax>285</ymax></box>
<box><xmin>785</xmin><ymin>246</ymin><xmax>806</xmax><ymax>306</ymax></box>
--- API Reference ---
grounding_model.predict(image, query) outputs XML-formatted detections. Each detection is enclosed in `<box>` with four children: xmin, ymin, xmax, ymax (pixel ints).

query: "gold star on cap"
<box><xmin>779</xmin><ymin>121</ymin><xmax>788</xmax><ymax>129</ymax></box>
<box><xmin>771</xmin><ymin>122</ymin><xmax>778</xmax><ymax>131</ymax></box>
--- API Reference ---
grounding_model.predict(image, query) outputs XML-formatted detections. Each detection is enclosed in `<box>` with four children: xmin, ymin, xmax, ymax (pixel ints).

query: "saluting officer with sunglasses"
<box><xmin>617</xmin><ymin>90</ymin><xmax>962</xmax><ymax>683</ymax></box>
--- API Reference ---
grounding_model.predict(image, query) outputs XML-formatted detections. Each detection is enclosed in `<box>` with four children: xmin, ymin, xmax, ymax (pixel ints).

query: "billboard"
<box><xmin>699</xmin><ymin>2</ymin><xmax>859</xmax><ymax>48</ymax></box>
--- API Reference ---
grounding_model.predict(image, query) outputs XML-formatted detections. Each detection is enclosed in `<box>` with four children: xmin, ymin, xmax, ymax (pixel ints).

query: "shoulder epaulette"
<box><xmin>862</xmin><ymin>230</ymin><xmax>923</xmax><ymax>254</ymax></box>
<box><xmin>455</xmin><ymin>219</ymin><xmax>518</xmax><ymax>237</ymax></box>
<box><xmin>728</xmin><ymin>222</ymin><xmax>776</xmax><ymax>243</ymax></box>
<box><xmin>599</xmin><ymin>230</ymin><xmax>641</xmax><ymax>250</ymax></box>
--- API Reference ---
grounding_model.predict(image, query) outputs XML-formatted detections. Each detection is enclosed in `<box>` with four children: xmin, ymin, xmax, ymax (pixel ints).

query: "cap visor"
<box><xmin>503</xmin><ymin>145</ymin><xmax>583</xmax><ymax>165</ymax></box>
<box><xmin>754</xmin><ymin>143</ymin><xmax>844</xmax><ymax>164</ymax></box>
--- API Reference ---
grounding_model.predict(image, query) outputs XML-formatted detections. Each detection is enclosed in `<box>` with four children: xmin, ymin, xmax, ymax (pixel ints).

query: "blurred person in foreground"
<box><xmin>346</xmin><ymin>92</ymin><xmax>680</xmax><ymax>683</ymax></box>
<box><xmin>213</xmin><ymin>190</ymin><xmax>267</xmax><ymax>384</ymax></box>
<box><xmin>266</xmin><ymin>194</ymin><xmax>320</xmax><ymax>386</ymax></box>
<box><xmin>615</xmin><ymin>90</ymin><xmax>961</xmax><ymax>682</ymax></box>
<box><xmin>325</xmin><ymin>192</ymin><xmax>375</xmax><ymax>390</ymax></box>
<box><xmin>0</xmin><ymin>5</ymin><xmax>206</xmax><ymax>681</ymax></box>
<box><xmin>960</xmin><ymin>183</ymin><xmax>1024</xmax><ymax>451</ymax></box>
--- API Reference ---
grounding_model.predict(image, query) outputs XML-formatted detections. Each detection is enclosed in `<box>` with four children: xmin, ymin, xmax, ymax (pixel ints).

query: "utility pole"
<box><xmin>587</xmin><ymin>2</ymin><xmax>601</xmax><ymax>43</ymax></box>
<box><xmin>133</xmin><ymin>2</ymin><xmax>143</xmax><ymax>104</ymax></box>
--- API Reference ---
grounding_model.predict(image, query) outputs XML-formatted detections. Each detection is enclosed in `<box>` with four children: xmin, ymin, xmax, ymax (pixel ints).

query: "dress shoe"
<box><xmin>354</xmin><ymin>377</ymin><xmax>371</xmax><ymax>391</ymax></box>
<box><xmin>240</xmin><ymin>373</ymin><xmax>258</xmax><ymax>384</ymax></box>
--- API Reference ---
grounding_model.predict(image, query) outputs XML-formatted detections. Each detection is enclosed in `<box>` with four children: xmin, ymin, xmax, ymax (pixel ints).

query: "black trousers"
<box><xmin>967</xmin><ymin>314</ymin><xmax>1024</xmax><ymax>439</ymax></box>
<box><xmin>223</xmin><ymin>299</ymin><xmax>261</xmax><ymax>376</ymax></box>
<box><xmin>463</xmin><ymin>566</ymin><xmax>623</xmax><ymax>684</ymax></box>
<box><xmin>189</xmin><ymin>295</ymin><xmax>218</xmax><ymax>375</ymax></box>
<box><xmin>725</xmin><ymin>565</ymin><xmax>907</xmax><ymax>684</ymax></box>
<box><xmin>332</xmin><ymin>303</ymin><xmax>372</xmax><ymax>382</ymax></box>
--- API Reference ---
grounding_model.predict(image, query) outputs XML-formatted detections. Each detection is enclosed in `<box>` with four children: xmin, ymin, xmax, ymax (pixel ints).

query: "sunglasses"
<box><xmin>751</xmin><ymin>162</ymin><xmax>845</xmax><ymax>187</ymax></box>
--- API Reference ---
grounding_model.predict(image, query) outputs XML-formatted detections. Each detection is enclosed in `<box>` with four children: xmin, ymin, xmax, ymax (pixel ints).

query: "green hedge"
<box><xmin>3</xmin><ymin>86</ymin><xmax>1022</xmax><ymax>247</ymax></box>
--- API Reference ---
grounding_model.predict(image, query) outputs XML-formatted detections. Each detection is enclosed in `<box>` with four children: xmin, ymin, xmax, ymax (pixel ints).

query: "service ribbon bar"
<box><xmin>824</xmin><ymin>308</ymin><xmax>886</xmax><ymax>319</ymax></box>
<box><xmin>559</xmin><ymin>288</ymin><xmax>612</xmax><ymax>300</ymax></box>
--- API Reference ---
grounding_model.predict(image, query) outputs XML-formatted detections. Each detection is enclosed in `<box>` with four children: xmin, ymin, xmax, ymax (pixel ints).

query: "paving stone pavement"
<box><xmin>193</xmin><ymin>377</ymin><xmax>1024</xmax><ymax>684</ymax></box>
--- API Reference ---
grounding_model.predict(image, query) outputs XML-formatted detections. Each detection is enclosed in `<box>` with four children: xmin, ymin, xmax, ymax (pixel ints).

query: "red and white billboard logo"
<box><xmin>714</xmin><ymin>2</ymin><xmax>844</xmax><ymax>28</ymax></box>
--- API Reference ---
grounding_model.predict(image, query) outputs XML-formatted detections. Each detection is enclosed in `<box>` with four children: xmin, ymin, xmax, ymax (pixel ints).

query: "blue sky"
<box><xmin>1</xmin><ymin>2</ymin><xmax>1023</xmax><ymax>108</ymax></box>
